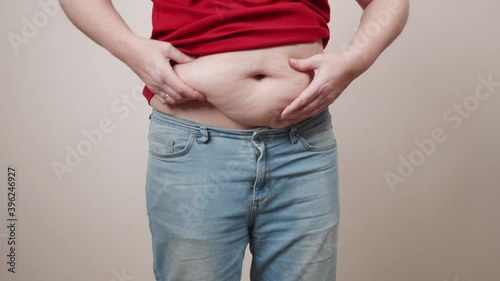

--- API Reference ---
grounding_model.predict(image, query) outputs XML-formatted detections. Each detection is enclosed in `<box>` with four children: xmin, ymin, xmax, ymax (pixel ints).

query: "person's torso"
<box><xmin>147</xmin><ymin>0</ymin><xmax>330</xmax><ymax>129</ymax></box>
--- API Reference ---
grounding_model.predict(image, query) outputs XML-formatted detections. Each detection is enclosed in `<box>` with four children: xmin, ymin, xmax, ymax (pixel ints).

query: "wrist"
<box><xmin>341</xmin><ymin>47</ymin><xmax>377</xmax><ymax>78</ymax></box>
<box><xmin>108</xmin><ymin>32</ymin><xmax>144</xmax><ymax>64</ymax></box>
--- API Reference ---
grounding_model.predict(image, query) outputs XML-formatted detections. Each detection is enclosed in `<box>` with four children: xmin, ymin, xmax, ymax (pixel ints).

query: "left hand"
<box><xmin>280</xmin><ymin>52</ymin><xmax>360</xmax><ymax>120</ymax></box>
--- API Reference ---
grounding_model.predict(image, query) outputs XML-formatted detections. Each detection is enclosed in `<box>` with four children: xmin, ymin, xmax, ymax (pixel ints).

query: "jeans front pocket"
<box><xmin>296</xmin><ymin>113</ymin><xmax>337</xmax><ymax>152</ymax></box>
<box><xmin>148</xmin><ymin>120</ymin><xmax>195</xmax><ymax>158</ymax></box>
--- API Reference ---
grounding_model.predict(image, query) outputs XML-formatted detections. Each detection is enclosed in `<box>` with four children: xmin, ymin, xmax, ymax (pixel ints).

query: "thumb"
<box><xmin>289</xmin><ymin>55</ymin><xmax>319</xmax><ymax>72</ymax></box>
<box><xmin>166</xmin><ymin>44</ymin><xmax>196</xmax><ymax>64</ymax></box>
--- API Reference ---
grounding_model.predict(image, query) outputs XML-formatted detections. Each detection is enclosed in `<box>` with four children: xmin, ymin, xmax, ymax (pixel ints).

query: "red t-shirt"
<box><xmin>143</xmin><ymin>0</ymin><xmax>331</xmax><ymax>104</ymax></box>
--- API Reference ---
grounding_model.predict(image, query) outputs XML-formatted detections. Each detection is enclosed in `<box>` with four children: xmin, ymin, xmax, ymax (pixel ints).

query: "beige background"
<box><xmin>1</xmin><ymin>0</ymin><xmax>499</xmax><ymax>280</ymax></box>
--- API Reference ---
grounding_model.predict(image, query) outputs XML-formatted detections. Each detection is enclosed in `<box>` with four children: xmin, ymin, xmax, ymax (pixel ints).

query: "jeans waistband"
<box><xmin>149</xmin><ymin>108</ymin><xmax>332</xmax><ymax>142</ymax></box>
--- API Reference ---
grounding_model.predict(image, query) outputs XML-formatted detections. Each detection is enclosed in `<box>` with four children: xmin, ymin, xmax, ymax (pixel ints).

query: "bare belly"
<box><xmin>150</xmin><ymin>40</ymin><xmax>324</xmax><ymax>129</ymax></box>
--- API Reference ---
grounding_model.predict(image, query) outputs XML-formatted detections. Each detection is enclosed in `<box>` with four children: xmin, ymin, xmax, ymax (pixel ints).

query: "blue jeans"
<box><xmin>146</xmin><ymin>108</ymin><xmax>340</xmax><ymax>281</ymax></box>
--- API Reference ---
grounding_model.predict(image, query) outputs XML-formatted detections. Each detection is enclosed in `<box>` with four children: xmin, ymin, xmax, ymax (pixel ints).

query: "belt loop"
<box><xmin>196</xmin><ymin>127</ymin><xmax>209</xmax><ymax>143</ymax></box>
<box><xmin>289</xmin><ymin>126</ymin><xmax>299</xmax><ymax>144</ymax></box>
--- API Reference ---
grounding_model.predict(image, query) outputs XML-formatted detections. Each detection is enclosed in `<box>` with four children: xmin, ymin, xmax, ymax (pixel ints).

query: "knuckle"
<box><xmin>312</xmin><ymin>54</ymin><xmax>322</xmax><ymax>64</ymax></box>
<box><xmin>150</xmin><ymin>86</ymin><xmax>163</xmax><ymax>95</ymax></box>
<box><xmin>187</xmin><ymin>91</ymin><xmax>199</xmax><ymax>98</ymax></box>
<box><xmin>150</xmin><ymin>70</ymin><xmax>165</xmax><ymax>82</ymax></box>
<box><xmin>173</xmin><ymin>85</ymin><xmax>185</xmax><ymax>94</ymax></box>
<box><xmin>152</xmin><ymin>76</ymin><xmax>164</xmax><ymax>86</ymax></box>
<box><xmin>163</xmin><ymin>42</ymin><xmax>173</xmax><ymax>51</ymax></box>
<box><xmin>317</xmin><ymin>83</ymin><xmax>327</xmax><ymax>92</ymax></box>
<box><xmin>155</xmin><ymin>95</ymin><xmax>166</xmax><ymax>104</ymax></box>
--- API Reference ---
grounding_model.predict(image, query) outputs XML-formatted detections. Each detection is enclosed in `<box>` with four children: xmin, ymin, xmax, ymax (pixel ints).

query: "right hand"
<box><xmin>123</xmin><ymin>37</ymin><xmax>206</xmax><ymax>104</ymax></box>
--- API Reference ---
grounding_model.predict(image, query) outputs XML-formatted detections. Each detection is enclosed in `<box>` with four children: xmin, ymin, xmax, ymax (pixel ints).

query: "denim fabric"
<box><xmin>145</xmin><ymin>108</ymin><xmax>340</xmax><ymax>281</ymax></box>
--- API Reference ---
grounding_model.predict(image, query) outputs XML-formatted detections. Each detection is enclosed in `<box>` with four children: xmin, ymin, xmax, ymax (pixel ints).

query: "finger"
<box><xmin>164</xmin><ymin>43</ymin><xmax>196</xmax><ymax>64</ymax></box>
<box><xmin>153</xmin><ymin>92</ymin><xmax>167</xmax><ymax>104</ymax></box>
<box><xmin>285</xmin><ymin>104</ymin><xmax>323</xmax><ymax>121</ymax></box>
<box><xmin>300</xmin><ymin>91</ymin><xmax>331</xmax><ymax>114</ymax></box>
<box><xmin>304</xmin><ymin>102</ymin><xmax>329</xmax><ymax>118</ymax></box>
<box><xmin>153</xmin><ymin>87</ymin><xmax>180</xmax><ymax>104</ymax></box>
<box><xmin>280</xmin><ymin>79</ymin><xmax>322</xmax><ymax>118</ymax></box>
<box><xmin>166</xmin><ymin>87</ymin><xmax>190</xmax><ymax>104</ymax></box>
<box><xmin>162</xmin><ymin>86</ymin><xmax>183</xmax><ymax>101</ymax></box>
<box><xmin>280</xmin><ymin>88</ymin><xmax>315</xmax><ymax>118</ymax></box>
<box><xmin>161</xmin><ymin>67</ymin><xmax>205</xmax><ymax>101</ymax></box>
<box><xmin>289</xmin><ymin>54</ymin><xmax>322</xmax><ymax>72</ymax></box>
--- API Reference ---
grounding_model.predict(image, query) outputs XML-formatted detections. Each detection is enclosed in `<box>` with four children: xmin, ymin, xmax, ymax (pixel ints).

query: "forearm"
<box><xmin>58</xmin><ymin>0</ymin><xmax>140</xmax><ymax>61</ymax></box>
<box><xmin>346</xmin><ymin>0</ymin><xmax>410</xmax><ymax>75</ymax></box>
